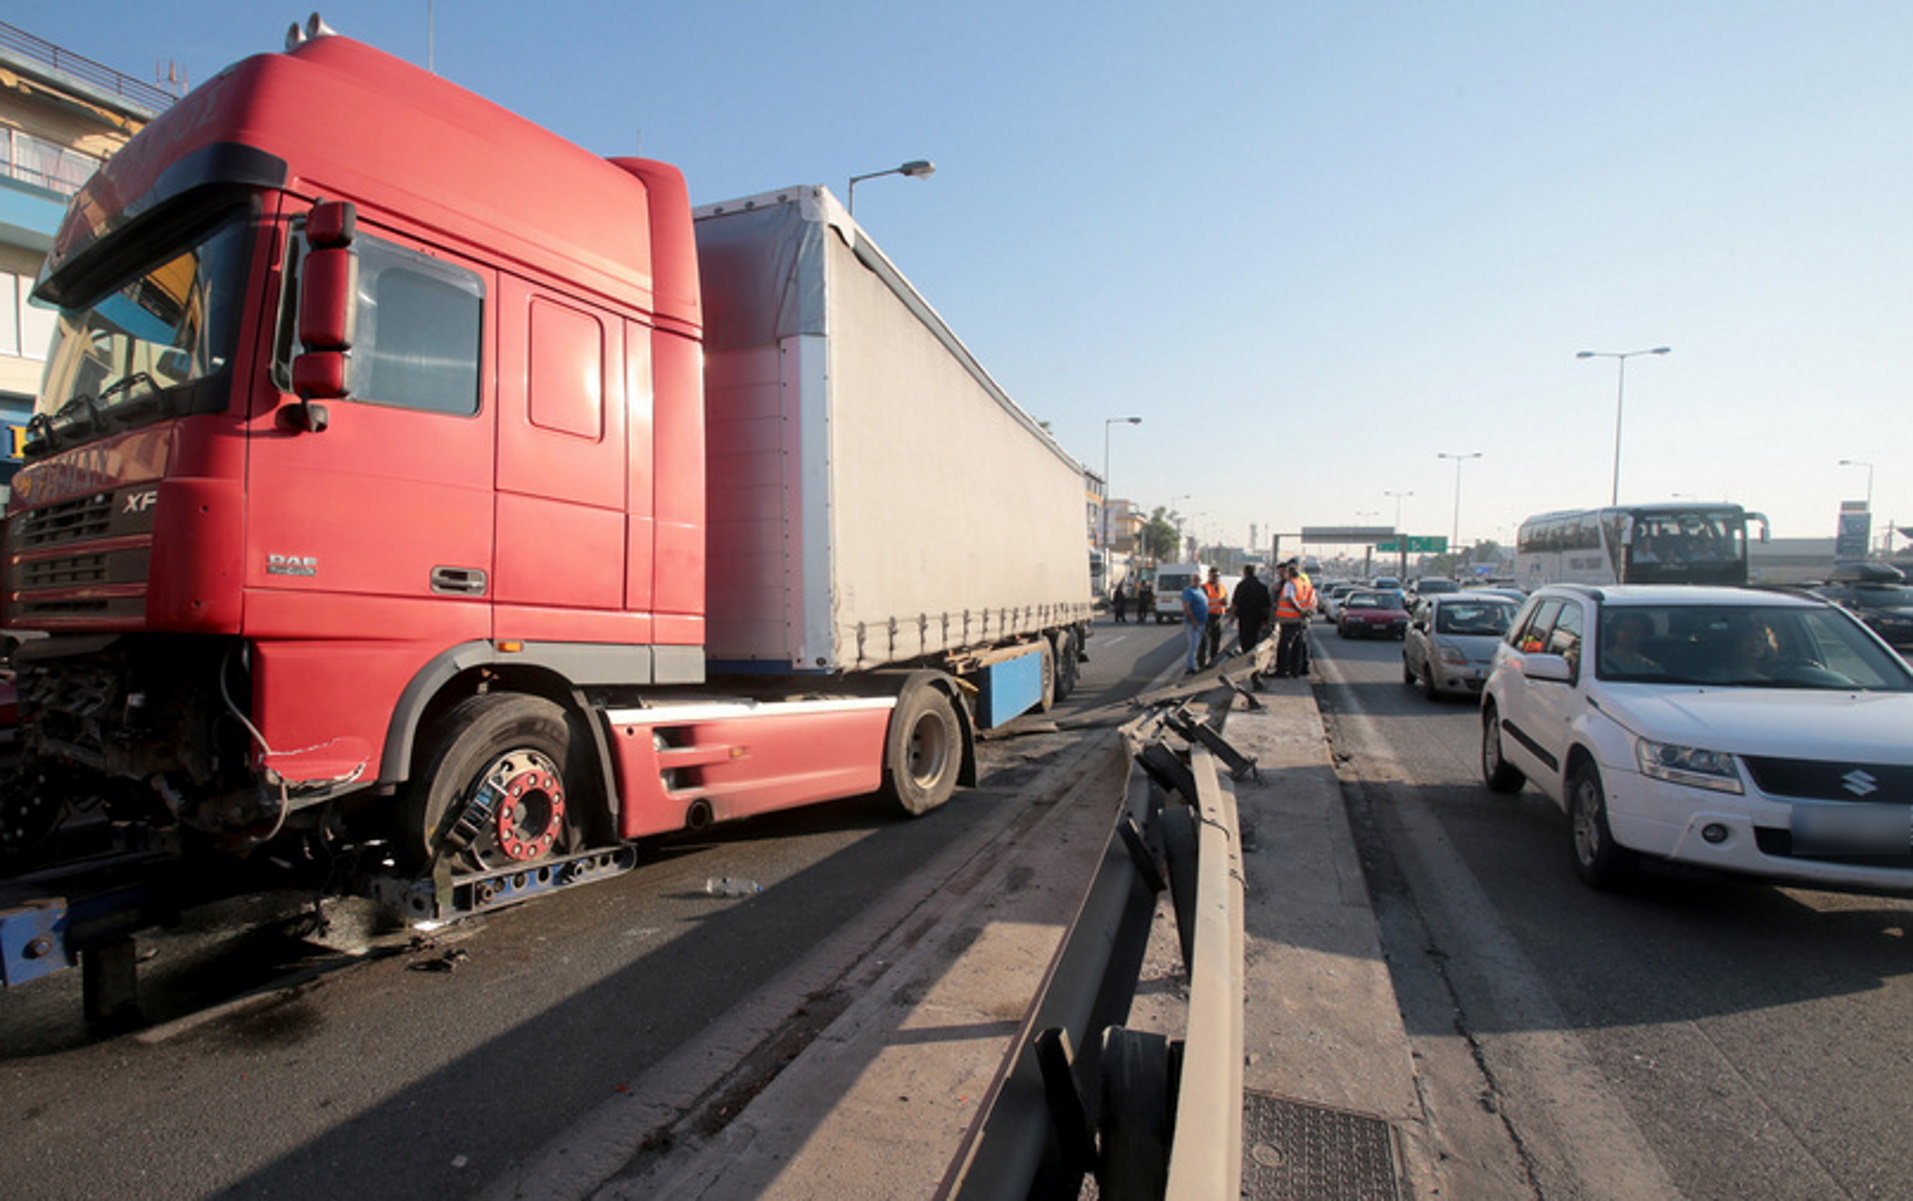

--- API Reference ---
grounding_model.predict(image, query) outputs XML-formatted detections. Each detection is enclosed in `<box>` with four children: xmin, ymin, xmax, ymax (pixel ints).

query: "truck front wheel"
<box><xmin>882</xmin><ymin>684</ymin><xmax>962</xmax><ymax>816</ymax></box>
<box><xmin>405</xmin><ymin>693</ymin><xmax>589</xmax><ymax>874</ymax></box>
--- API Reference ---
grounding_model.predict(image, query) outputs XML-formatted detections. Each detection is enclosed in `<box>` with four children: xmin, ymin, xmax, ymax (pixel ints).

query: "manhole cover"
<box><xmin>1240</xmin><ymin>1091</ymin><xmax>1401</xmax><ymax>1200</ymax></box>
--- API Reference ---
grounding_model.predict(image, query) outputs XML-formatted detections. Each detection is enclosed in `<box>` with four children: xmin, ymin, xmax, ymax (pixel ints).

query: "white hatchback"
<box><xmin>1480</xmin><ymin>585</ymin><xmax>1913</xmax><ymax>892</ymax></box>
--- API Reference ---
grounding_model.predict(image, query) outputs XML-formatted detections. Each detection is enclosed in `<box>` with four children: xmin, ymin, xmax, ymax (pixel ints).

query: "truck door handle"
<box><xmin>431</xmin><ymin>566</ymin><xmax>488</xmax><ymax>596</ymax></box>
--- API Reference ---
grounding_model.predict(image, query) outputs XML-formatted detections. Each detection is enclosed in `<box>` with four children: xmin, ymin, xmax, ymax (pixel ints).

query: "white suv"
<box><xmin>1480</xmin><ymin>585</ymin><xmax>1913</xmax><ymax>891</ymax></box>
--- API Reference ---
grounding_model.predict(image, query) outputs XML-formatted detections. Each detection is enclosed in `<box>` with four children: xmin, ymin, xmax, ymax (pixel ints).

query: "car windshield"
<box><xmin>1348</xmin><ymin>591</ymin><xmax>1403</xmax><ymax>610</ymax></box>
<box><xmin>1436</xmin><ymin>601</ymin><xmax>1517</xmax><ymax>635</ymax></box>
<box><xmin>1596</xmin><ymin>604</ymin><xmax>1913</xmax><ymax>690</ymax></box>
<box><xmin>28</xmin><ymin>211</ymin><xmax>251</xmax><ymax>456</ymax></box>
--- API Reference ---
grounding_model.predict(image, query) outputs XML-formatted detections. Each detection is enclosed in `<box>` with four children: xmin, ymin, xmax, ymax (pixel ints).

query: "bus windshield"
<box><xmin>1518</xmin><ymin>504</ymin><xmax>1759</xmax><ymax>590</ymax></box>
<box><xmin>28</xmin><ymin>210</ymin><xmax>252</xmax><ymax>457</ymax></box>
<box><xmin>1621</xmin><ymin>509</ymin><xmax>1747</xmax><ymax>585</ymax></box>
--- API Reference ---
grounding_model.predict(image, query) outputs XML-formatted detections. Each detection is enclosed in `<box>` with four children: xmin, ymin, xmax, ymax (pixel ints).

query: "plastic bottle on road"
<box><xmin>704</xmin><ymin>876</ymin><xmax>763</xmax><ymax>897</ymax></box>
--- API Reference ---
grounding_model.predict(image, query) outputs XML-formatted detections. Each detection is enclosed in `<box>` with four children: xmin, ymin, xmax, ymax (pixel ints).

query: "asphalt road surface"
<box><xmin>0</xmin><ymin>617</ymin><xmax>1183</xmax><ymax>1201</ymax></box>
<box><xmin>1312</xmin><ymin>624</ymin><xmax>1913</xmax><ymax>1201</ymax></box>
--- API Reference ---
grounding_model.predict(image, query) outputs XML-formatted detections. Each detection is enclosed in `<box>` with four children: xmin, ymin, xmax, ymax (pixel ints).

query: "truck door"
<box><xmin>491</xmin><ymin>280</ymin><xmax>630</xmax><ymax>637</ymax></box>
<box><xmin>242</xmin><ymin>228</ymin><xmax>496</xmax><ymax>778</ymax></box>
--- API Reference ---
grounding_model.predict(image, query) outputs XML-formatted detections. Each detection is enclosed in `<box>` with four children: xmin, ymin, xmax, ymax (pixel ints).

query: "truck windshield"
<box><xmin>28</xmin><ymin>211</ymin><xmax>251</xmax><ymax>456</ymax></box>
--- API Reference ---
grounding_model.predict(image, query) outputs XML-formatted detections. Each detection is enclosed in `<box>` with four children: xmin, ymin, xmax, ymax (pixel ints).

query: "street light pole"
<box><xmin>1437</xmin><ymin>452</ymin><xmax>1482</xmax><ymax>567</ymax></box>
<box><xmin>846</xmin><ymin>159</ymin><xmax>936</xmax><ymax>214</ymax></box>
<box><xmin>1384</xmin><ymin>489</ymin><xmax>1414</xmax><ymax>576</ymax></box>
<box><xmin>1577</xmin><ymin>346</ymin><xmax>1671</xmax><ymax>505</ymax></box>
<box><xmin>1170</xmin><ymin>494</ymin><xmax>1191</xmax><ymax>556</ymax></box>
<box><xmin>1839</xmin><ymin>458</ymin><xmax>1875</xmax><ymax>508</ymax></box>
<box><xmin>1101</xmin><ymin>416</ymin><xmax>1142</xmax><ymax>586</ymax></box>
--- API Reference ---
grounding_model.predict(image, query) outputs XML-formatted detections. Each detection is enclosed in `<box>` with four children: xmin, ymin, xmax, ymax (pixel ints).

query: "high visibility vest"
<box><xmin>1276</xmin><ymin>577</ymin><xmax>1315</xmax><ymax>620</ymax></box>
<box><xmin>1203</xmin><ymin>580</ymin><xmax>1226</xmax><ymax>615</ymax></box>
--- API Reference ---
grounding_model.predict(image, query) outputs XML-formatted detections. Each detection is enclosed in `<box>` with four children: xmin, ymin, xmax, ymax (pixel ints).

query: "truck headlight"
<box><xmin>1636</xmin><ymin>739</ymin><xmax>1743</xmax><ymax>794</ymax></box>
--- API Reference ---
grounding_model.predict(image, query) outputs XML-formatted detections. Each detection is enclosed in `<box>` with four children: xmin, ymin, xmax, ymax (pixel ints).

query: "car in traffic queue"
<box><xmin>1318</xmin><ymin>581</ymin><xmax>1358</xmax><ymax>621</ymax></box>
<box><xmin>1336</xmin><ymin>588</ymin><xmax>1410</xmax><ymax>639</ymax></box>
<box><xmin>1807</xmin><ymin>563</ymin><xmax>1913</xmax><ymax>652</ymax></box>
<box><xmin>1409</xmin><ymin>577</ymin><xmax>1462</xmax><ymax>598</ymax></box>
<box><xmin>1402</xmin><ymin>592</ymin><xmax>1521</xmax><ymax>700</ymax></box>
<box><xmin>1464</xmin><ymin>585</ymin><xmax>1529</xmax><ymax>604</ymax></box>
<box><xmin>1479</xmin><ymin>584</ymin><xmax>1913</xmax><ymax>893</ymax></box>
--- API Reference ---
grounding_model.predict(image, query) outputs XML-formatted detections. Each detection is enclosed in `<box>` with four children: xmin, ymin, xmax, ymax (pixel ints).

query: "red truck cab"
<box><xmin>6</xmin><ymin>31</ymin><xmax>955</xmax><ymax>893</ymax></box>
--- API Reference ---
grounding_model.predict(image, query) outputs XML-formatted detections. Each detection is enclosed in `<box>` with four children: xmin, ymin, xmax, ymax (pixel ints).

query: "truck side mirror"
<box><xmin>298</xmin><ymin>247</ymin><xmax>358</xmax><ymax>353</ymax></box>
<box><xmin>287</xmin><ymin>200</ymin><xmax>358</xmax><ymax>432</ymax></box>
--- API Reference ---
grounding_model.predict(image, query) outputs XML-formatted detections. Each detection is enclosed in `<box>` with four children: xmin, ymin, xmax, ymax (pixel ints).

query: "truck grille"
<box><xmin>22</xmin><ymin>552</ymin><xmax>111</xmax><ymax>588</ymax></box>
<box><xmin>13</xmin><ymin>491</ymin><xmax>118</xmax><ymax>546</ymax></box>
<box><xmin>5</xmin><ymin>485</ymin><xmax>157</xmax><ymax>622</ymax></box>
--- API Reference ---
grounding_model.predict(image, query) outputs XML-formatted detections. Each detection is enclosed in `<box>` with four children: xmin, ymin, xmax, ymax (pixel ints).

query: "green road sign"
<box><xmin>1376</xmin><ymin>536</ymin><xmax>1449</xmax><ymax>553</ymax></box>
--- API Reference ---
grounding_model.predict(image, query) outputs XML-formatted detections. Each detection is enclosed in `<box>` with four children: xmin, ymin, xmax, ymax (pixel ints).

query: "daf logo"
<box><xmin>1841</xmin><ymin>769</ymin><xmax>1879</xmax><ymax>798</ymax></box>
<box><xmin>123</xmin><ymin>489</ymin><xmax>159</xmax><ymax>513</ymax></box>
<box><xmin>267</xmin><ymin>554</ymin><xmax>319</xmax><ymax>577</ymax></box>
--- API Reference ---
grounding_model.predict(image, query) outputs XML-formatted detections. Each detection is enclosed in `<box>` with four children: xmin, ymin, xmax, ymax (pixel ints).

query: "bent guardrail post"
<box><xmin>1161</xmin><ymin>705</ymin><xmax>1259</xmax><ymax>781</ymax></box>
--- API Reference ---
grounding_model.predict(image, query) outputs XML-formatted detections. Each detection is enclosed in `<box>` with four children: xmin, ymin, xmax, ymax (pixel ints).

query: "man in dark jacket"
<box><xmin>1230</xmin><ymin>564</ymin><xmax>1272</xmax><ymax>657</ymax></box>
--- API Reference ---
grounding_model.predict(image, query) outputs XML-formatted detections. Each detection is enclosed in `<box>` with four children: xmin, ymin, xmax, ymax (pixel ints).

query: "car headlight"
<box><xmin>1438</xmin><ymin>645</ymin><xmax>1468</xmax><ymax>665</ymax></box>
<box><xmin>1635</xmin><ymin>739</ymin><xmax>1743</xmax><ymax>793</ymax></box>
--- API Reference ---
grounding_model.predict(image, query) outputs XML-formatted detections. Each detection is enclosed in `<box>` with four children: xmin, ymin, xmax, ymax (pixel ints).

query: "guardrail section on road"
<box><xmin>939</xmin><ymin>701</ymin><xmax>1248</xmax><ymax>1199</ymax></box>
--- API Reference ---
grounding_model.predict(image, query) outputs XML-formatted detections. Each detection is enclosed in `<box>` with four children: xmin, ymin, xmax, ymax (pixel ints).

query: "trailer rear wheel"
<box><xmin>1035</xmin><ymin>639</ymin><xmax>1058</xmax><ymax>713</ymax></box>
<box><xmin>1052</xmin><ymin>628</ymin><xmax>1080</xmax><ymax>701</ymax></box>
<box><xmin>882</xmin><ymin>684</ymin><xmax>962</xmax><ymax>816</ymax></box>
<box><xmin>406</xmin><ymin>693</ymin><xmax>588</xmax><ymax>873</ymax></box>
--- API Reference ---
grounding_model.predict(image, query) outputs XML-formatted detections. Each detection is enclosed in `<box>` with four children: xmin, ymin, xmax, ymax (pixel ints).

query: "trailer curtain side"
<box><xmin>696</xmin><ymin>188</ymin><xmax>1090</xmax><ymax>672</ymax></box>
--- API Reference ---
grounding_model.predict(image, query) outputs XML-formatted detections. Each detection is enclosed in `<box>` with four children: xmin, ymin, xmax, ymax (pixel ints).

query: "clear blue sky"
<box><xmin>31</xmin><ymin>3</ymin><xmax>1912</xmax><ymax>554</ymax></box>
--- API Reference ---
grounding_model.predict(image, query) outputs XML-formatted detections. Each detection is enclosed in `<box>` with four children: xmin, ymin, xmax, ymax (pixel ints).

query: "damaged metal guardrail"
<box><xmin>937</xmin><ymin>683</ymin><xmax>1254</xmax><ymax>1199</ymax></box>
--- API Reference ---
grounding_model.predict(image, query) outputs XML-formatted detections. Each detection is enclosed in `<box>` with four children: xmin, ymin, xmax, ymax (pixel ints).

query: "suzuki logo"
<box><xmin>1842</xmin><ymin>769</ymin><xmax>1879</xmax><ymax>797</ymax></box>
<box><xmin>123</xmin><ymin>489</ymin><xmax>159</xmax><ymax>513</ymax></box>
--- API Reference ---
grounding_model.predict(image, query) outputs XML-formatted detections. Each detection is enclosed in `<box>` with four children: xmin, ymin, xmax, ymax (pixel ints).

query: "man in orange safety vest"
<box><xmin>1273</xmin><ymin>560</ymin><xmax>1316</xmax><ymax>677</ymax></box>
<box><xmin>1200</xmin><ymin>567</ymin><xmax>1228</xmax><ymax>669</ymax></box>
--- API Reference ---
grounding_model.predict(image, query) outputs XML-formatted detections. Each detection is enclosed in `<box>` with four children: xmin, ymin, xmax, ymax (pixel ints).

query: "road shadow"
<box><xmin>1351</xmin><ymin>771</ymin><xmax>1913</xmax><ymax>1038</ymax></box>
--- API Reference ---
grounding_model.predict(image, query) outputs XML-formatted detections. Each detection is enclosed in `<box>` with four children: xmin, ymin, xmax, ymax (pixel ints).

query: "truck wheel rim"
<box><xmin>483</xmin><ymin>751</ymin><xmax>567</xmax><ymax>862</ymax></box>
<box><xmin>908</xmin><ymin>714</ymin><xmax>951</xmax><ymax>785</ymax></box>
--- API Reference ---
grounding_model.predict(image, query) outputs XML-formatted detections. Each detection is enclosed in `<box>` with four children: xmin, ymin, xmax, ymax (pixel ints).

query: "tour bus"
<box><xmin>1514</xmin><ymin>503</ymin><xmax>1770</xmax><ymax>589</ymax></box>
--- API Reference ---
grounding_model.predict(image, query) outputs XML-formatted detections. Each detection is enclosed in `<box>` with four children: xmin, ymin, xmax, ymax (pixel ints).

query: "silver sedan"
<box><xmin>1402</xmin><ymin>594</ymin><xmax>1520</xmax><ymax>699</ymax></box>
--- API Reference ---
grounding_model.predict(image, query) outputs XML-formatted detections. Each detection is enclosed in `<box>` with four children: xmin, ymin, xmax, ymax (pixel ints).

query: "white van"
<box><xmin>1153</xmin><ymin>562</ymin><xmax>1206</xmax><ymax>624</ymax></box>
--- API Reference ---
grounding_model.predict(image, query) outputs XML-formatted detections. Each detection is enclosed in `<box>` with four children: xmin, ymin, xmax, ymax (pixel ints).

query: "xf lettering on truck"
<box><xmin>267</xmin><ymin>554</ymin><xmax>319</xmax><ymax>577</ymax></box>
<box><xmin>123</xmin><ymin>490</ymin><xmax>159</xmax><ymax>514</ymax></box>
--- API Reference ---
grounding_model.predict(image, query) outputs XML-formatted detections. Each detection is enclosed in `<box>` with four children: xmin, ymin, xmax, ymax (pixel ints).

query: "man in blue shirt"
<box><xmin>1182</xmin><ymin>578</ymin><xmax>1209</xmax><ymax>674</ymax></box>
